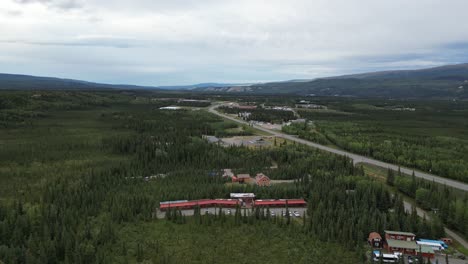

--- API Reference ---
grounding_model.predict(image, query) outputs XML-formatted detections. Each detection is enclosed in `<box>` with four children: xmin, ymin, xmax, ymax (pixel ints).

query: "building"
<box><xmin>237</xmin><ymin>105</ymin><xmax>257</xmax><ymax>110</ymax></box>
<box><xmin>368</xmin><ymin>232</ymin><xmax>383</xmax><ymax>248</ymax></box>
<box><xmin>159</xmin><ymin>199</ymin><xmax>240</xmax><ymax>211</ymax></box>
<box><xmin>384</xmin><ymin>230</ymin><xmax>418</xmax><ymax>255</ymax></box>
<box><xmin>230</xmin><ymin>193</ymin><xmax>255</xmax><ymax>206</ymax></box>
<box><xmin>254</xmin><ymin>199</ymin><xmax>306</xmax><ymax>207</ymax></box>
<box><xmin>440</xmin><ymin>237</ymin><xmax>453</xmax><ymax>245</ymax></box>
<box><xmin>235</xmin><ymin>174</ymin><xmax>251</xmax><ymax>183</ymax></box>
<box><xmin>255</xmin><ymin>173</ymin><xmax>271</xmax><ymax>187</ymax></box>
<box><xmin>159</xmin><ymin>196</ymin><xmax>307</xmax><ymax>211</ymax></box>
<box><xmin>222</xmin><ymin>169</ymin><xmax>234</xmax><ymax>178</ymax></box>
<box><xmin>203</xmin><ymin>135</ymin><xmax>221</xmax><ymax>144</ymax></box>
<box><xmin>159</xmin><ymin>106</ymin><xmax>181</xmax><ymax>110</ymax></box>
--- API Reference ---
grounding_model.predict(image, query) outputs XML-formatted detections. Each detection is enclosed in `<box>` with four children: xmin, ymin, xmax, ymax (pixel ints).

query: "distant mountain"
<box><xmin>196</xmin><ymin>63</ymin><xmax>468</xmax><ymax>99</ymax></box>
<box><xmin>157</xmin><ymin>83</ymin><xmax>252</xmax><ymax>90</ymax></box>
<box><xmin>0</xmin><ymin>73</ymin><xmax>160</xmax><ymax>90</ymax></box>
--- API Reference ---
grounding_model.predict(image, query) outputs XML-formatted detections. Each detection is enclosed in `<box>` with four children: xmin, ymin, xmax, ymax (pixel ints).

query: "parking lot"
<box><xmin>156</xmin><ymin>207</ymin><xmax>307</xmax><ymax>219</ymax></box>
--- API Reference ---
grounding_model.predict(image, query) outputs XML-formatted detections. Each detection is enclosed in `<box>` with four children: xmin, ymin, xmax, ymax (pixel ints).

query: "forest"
<box><xmin>219</xmin><ymin>106</ymin><xmax>296</xmax><ymax>124</ymax></box>
<box><xmin>281</xmin><ymin>98</ymin><xmax>468</xmax><ymax>183</ymax></box>
<box><xmin>0</xmin><ymin>91</ymin><xmax>458</xmax><ymax>263</ymax></box>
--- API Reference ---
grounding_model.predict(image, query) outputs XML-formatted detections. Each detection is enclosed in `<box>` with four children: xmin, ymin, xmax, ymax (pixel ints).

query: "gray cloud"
<box><xmin>0</xmin><ymin>36</ymin><xmax>142</xmax><ymax>48</ymax></box>
<box><xmin>1</xmin><ymin>0</ymin><xmax>468</xmax><ymax>85</ymax></box>
<box><xmin>13</xmin><ymin>0</ymin><xmax>82</xmax><ymax>10</ymax></box>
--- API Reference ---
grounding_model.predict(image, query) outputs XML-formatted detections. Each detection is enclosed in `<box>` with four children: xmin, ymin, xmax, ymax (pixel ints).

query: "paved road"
<box><xmin>208</xmin><ymin>104</ymin><xmax>468</xmax><ymax>192</ymax></box>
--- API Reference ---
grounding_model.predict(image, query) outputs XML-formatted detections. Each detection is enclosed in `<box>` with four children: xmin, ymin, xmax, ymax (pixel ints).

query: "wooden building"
<box><xmin>255</xmin><ymin>173</ymin><xmax>271</xmax><ymax>187</ymax></box>
<box><xmin>235</xmin><ymin>174</ymin><xmax>251</xmax><ymax>184</ymax></box>
<box><xmin>368</xmin><ymin>232</ymin><xmax>383</xmax><ymax>248</ymax></box>
<box><xmin>384</xmin><ymin>230</ymin><xmax>418</xmax><ymax>255</ymax></box>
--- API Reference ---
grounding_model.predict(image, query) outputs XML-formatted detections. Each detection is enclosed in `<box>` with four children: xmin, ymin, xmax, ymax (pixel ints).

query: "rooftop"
<box><xmin>384</xmin><ymin>230</ymin><xmax>416</xmax><ymax>237</ymax></box>
<box><xmin>386</xmin><ymin>239</ymin><xmax>418</xmax><ymax>250</ymax></box>
<box><xmin>230</xmin><ymin>193</ymin><xmax>255</xmax><ymax>198</ymax></box>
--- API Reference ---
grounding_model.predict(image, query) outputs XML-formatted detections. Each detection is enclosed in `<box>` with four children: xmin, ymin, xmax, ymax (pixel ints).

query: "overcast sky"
<box><xmin>1</xmin><ymin>0</ymin><xmax>468</xmax><ymax>86</ymax></box>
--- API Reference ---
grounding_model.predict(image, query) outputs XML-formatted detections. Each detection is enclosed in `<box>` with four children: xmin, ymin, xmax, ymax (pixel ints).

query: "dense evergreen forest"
<box><xmin>0</xmin><ymin>91</ymin><xmax>455</xmax><ymax>263</ymax></box>
<box><xmin>219</xmin><ymin>106</ymin><xmax>296</xmax><ymax>124</ymax></box>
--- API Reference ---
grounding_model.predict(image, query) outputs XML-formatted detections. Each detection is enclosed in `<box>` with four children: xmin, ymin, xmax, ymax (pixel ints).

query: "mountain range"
<box><xmin>195</xmin><ymin>63</ymin><xmax>468</xmax><ymax>99</ymax></box>
<box><xmin>1</xmin><ymin>63</ymin><xmax>468</xmax><ymax>99</ymax></box>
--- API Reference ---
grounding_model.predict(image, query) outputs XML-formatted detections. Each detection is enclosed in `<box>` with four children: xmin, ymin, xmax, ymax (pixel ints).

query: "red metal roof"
<box><xmin>368</xmin><ymin>232</ymin><xmax>382</xmax><ymax>240</ymax></box>
<box><xmin>160</xmin><ymin>199</ymin><xmax>239</xmax><ymax>209</ymax></box>
<box><xmin>160</xmin><ymin>198</ymin><xmax>307</xmax><ymax>209</ymax></box>
<box><xmin>254</xmin><ymin>199</ymin><xmax>306</xmax><ymax>206</ymax></box>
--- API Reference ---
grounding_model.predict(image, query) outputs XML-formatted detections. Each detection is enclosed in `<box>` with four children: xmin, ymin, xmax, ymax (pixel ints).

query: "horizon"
<box><xmin>2</xmin><ymin>61</ymin><xmax>467</xmax><ymax>88</ymax></box>
<box><xmin>2</xmin><ymin>0</ymin><xmax>468</xmax><ymax>86</ymax></box>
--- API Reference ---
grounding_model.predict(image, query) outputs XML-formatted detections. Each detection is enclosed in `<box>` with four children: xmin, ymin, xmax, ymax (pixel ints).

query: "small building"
<box><xmin>290</xmin><ymin>118</ymin><xmax>307</xmax><ymax>124</ymax></box>
<box><xmin>230</xmin><ymin>193</ymin><xmax>255</xmax><ymax>206</ymax></box>
<box><xmin>235</xmin><ymin>174</ymin><xmax>251</xmax><ymax>184</ymax></box>
<box><xmin>368</xmin><ymin>232</ymin><xmax>383</xmax><ymax>248</ymax></box>
<box><xmin>255</xmin><ymin>173</ymin><xmax>271</xmax><ymax>187</ymax></box>
<box><xmin>222</xmin><ymin>169</ymin><xmax>234</xmax><ymax>178</ymax></box>
<box><xmin>440</xmin><ymin>237</ymin><xmax>453</xmax><ymax>245</ymax></box>
<box><xmin>203</xmin><ymin>135</ymin><xmax>221</xmax><ymax>144</ymax></box>
<box><xmin>237</xmin><ymin>105</ymin><xmax>257</xmax><ymax>110</ymax></box>
<box><xmin>159</xmin><ymin>106</ymin><xmax>181</xmax><ymax>110</ymax></box>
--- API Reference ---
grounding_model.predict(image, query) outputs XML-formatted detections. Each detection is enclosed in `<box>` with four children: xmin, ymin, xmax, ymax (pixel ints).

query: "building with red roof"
<box><xmin>255</xmin><ymin>173</ymin><xmax>271</xmax><ymax>187</ymax></box>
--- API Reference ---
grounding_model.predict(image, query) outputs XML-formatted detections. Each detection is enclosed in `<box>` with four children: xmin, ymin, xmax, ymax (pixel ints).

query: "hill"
<box><xmin>0</xmin><ymin>73</ymin><xmax>160</xmax><ymax>90</ymax></box>
<box><xmin>196</xmin><ymin>63</ymin><xmax>468</xmax><ymax>99</ymax></box>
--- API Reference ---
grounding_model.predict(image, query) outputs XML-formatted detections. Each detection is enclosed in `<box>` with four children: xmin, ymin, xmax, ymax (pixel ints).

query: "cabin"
<box><xmin>255</xmin><ymin>173</ymin><xmax>271</xmax><ymax>186</ymax></box>
<box><xmin>384</xmin><ymin>231</ymin><xmax>418</xmax><ymax>255</ymax></box>
<box><xmin>368</xmin><ymin>232</ymin><xmax>383</xmax><ymax>248</ymax></box>
<box><xmin>440</xmin><ymin>237</ymin><xmax>453</xmax><ymax>245</ymax></box>
<box><xmin>235</xmin><ymin>174</ymin><xmax>251</xmax><ymax>183</ymax></box>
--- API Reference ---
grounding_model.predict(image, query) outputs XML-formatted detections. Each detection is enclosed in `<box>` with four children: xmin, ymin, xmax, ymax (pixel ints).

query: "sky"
<box><xmin>1</xmin><ymin>0</ymin><xmax>468</xmax><ymax>86</ymax></box>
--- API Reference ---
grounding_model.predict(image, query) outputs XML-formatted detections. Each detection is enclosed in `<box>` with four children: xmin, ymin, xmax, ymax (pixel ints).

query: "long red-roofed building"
<box><xmin>254</xmin><ymin>199</ymin><xmax>306</xmax><ymax>207</ymax></box>
<box><xmin>159</xmin><ymin>198</ymin><xmax>307</xmax><ymax>211</ymax></box>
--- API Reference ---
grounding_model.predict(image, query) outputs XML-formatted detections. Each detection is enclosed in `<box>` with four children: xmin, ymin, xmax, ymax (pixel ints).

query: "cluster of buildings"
<box><xmin>223</xmin><ymin>169</ymin><xmax>271</xmax><ymax>186</ymax></box>
<box><xmin>368</xmin><ymin>230</ymin><xmax>451</xmax><ymax>261</ymax></box>
<box><xmin>159</xmin><ymin>193</ymin><xmax>306</xmax><ymax>211</ymax></box>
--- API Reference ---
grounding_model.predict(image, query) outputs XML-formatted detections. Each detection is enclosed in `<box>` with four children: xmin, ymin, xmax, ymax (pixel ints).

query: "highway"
<box><xmin>208</xmin><ymin>104</ymin><xmax>468</xmax><ymax>192</ymax></box>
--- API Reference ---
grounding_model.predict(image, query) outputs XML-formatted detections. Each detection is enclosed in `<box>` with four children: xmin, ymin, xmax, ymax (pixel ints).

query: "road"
<box><xmin>208</xmin><ymin>104</ymin><xmax>468</xmax><ymax>192</ymax></box>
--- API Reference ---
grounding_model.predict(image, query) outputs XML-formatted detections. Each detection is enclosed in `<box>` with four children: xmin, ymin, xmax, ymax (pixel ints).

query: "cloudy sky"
<box><xmin>1</xmin><ymin>0</ymin><xmax>468</xmax><ymax>86</ymax></box>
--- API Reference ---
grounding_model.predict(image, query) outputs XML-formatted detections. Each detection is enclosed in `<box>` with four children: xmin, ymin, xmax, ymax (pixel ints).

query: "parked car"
<box><xmin>270</xmin><ymin>212</ymin><xmax>276</xmax><ymax>216</ymax></box>
<box><xmin>293</xmin><ymin>211</ymin><xmax>300</xmax><ymax>217</ymax></box>
<box><xmin>407</xmin><ymin>256</ymin><xmax>420</xmax><ymax>263</ymax></box>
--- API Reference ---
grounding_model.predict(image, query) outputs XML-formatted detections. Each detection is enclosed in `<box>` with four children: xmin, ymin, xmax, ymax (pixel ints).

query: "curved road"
<box><xmin>209</xmin><ymin>104</ymin><xmax>468</xmax><ymax>192</ymax></box>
